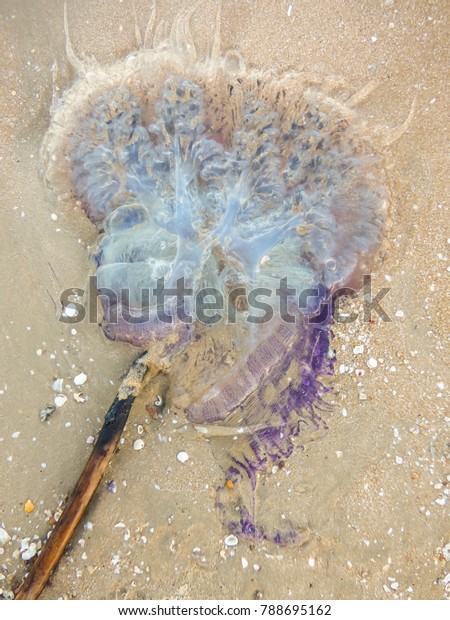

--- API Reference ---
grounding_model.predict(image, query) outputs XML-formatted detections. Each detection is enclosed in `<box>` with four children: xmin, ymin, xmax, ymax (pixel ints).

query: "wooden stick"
<box><xmin>15</xmin><ymin>354</ymin><xmax>150</xmax><ymax>600</ymax></box>
<box><xmin>15</xmin><ymin>394</ymin><xmax>134</xmax><ymax>599</ymax></box>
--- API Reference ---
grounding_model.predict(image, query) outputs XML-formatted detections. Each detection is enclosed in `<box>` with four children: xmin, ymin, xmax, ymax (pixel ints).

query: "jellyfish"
<box><xmin>40</xmin><ymin>3</ymin><xmax>408</xmax><ymax>551</ymax></box>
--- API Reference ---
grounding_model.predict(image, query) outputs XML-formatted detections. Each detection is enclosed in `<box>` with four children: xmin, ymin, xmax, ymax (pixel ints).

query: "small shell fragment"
<box><xmin>40</xmin><ymin>405</ymin><xmax>56</xmax><ymax>422</ymax></box>
<box><xmin>54</xmin><ymin>394</ymin><xmax>67</xmax><ymax>408</ymax></box>
<box><xmin>51</xmin><ymin>378</ymin><xmax>64</xmax><ymax>392</ymax></box>
<box><xmin>106</xmin><ymin>480</ymin><xmax>117</xmax><ymax>493</ymax></box>
<box><xmin>62</xmin><ymin>304</ymin><xmax>78</xmax><ymax>318</ymax></box>
<box><xmin>133</xmin><ymin>439</ymin><xmax>145</xmax><ymax>451</ymax></box>
<box><xmin>22</xmin><ymin>543</ymin><xmax>38</xmax><ymax>561</ymax></box>
<box><xmin>224</xmin><ymin>534</ymin><xmax>238</xmax><ymax>547</ymax></box>
<box><xmin>74</xmin><ymin>372</ymin><xmax>87</xmax><ymax>386</ymax></box>
<box><xmin>24</xmin><ymin>500</ymin><xmax>35</xmax><ymax>513</ymax></box>
<box><xmin>0</xmin><ymin>527</ymin><xmax>11</xmax><ymax>545</ymax></box>
<box><xmin>177</xmin><ymin>451</ymin><xmax>189</xmax><ymax>463</ymax></box>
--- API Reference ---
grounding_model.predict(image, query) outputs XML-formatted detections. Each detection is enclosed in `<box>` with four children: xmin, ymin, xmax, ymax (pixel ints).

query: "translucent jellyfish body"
<box><xmin>44</xmin><ymin>9</ymin><xmax>389</xmax><ymax>542</ymax></box>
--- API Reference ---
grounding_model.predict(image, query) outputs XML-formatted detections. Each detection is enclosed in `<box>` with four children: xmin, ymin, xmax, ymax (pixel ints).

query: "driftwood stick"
<box><xmin>15</xmin><ymin>354</ymin><xmax>150</xmax><ymax>600</ymax></box>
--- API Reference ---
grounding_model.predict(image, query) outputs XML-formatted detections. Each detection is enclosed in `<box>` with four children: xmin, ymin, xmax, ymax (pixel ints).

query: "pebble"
<box><xmin>133</xmin><ymin>439</ymin><xmax>145</xmax><ymax>451</ymax></box>
<box><xmin>177</xmin><ymin>451</ymin><xmax>189</xmax><ymax>463</ymax></box>
<box><xmin>353</xmin><ymin>345</ymin><xmax>364</xmax><ymax>354</ymax></box>
<box><xmin>224</xmin><ymin>534</ymin><xmax>238</xmax><ymax>547</ymax></box>
<box><xmin>241</xmin><ymin>557</ymin><xmax>248</xmax><ymax>569</ymax></box>
<box><xmin>74</xmin><ymin>372</ymin><xmax>87</xmax><ymax>386</ymax></box>
<box><xmin>308</xmin><ymin>557</ymin><xmax>316</xmax><ymax>567</ymax></box>
<box><xmin>367</xmin><ymin>357</ymin><xmax>378</xmax><ymax>368</ymax></box>
<box><xmin>54</xmin><ymin>394</ymin><xmax>67</xmax><ymax>408</ymax></box>
<box><xmin>395</xmin><ymin>310</ymin><xmax>405</xmax><ymax>318</ymax></box>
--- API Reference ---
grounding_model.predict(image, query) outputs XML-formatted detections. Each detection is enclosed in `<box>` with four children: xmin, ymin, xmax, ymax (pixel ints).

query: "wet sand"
<box><xmin>0</xmin><ymin>0</ymin><xmax>449</xmax><ymax>600</ymax></box>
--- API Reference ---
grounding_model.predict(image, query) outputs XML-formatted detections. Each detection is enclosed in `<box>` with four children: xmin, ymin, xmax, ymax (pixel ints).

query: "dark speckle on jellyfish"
<box><xmin>43</xmin><ymin>3</ymin><xmax>404</xmax><ymax>543</ymax></box>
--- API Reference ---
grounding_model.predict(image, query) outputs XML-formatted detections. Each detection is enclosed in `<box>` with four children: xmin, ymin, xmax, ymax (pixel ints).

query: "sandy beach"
<box><xmin>0</xmin><ymin>0</ymin><xmax>448</xmax><ymax>600</ymax></box>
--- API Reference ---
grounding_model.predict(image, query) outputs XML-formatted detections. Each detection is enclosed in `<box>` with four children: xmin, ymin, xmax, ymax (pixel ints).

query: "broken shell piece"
<box><xmin>40</xmin><ymin>405</ymin><xmax>56</xmax><ymax>422</ymax></box>
<box><xmin>54</xmin><ymin>394</ymin><xmax>67</xmax><ymax>407</ymax></box>
<box><xmin>24</xmin><ymin>500</ymin><xmax>35</xmax><ymax>513</ymax></box>
<box><xmin>0</xmin><ymin>527</ymin><xmax>11</xmax><ymax>546</ymax></box>
<box><xmin>106</xmin><ymin>480</ymin><xmax>117</xmax><ymax>493</ymax></box>
<box><xmin>22</xmin><ymin>543</ymin><xmax>38</xmax><ymax>561</ymax></box>
<box><xmin>73</xmin><ymin>392</ymin><xmax>87</xmax><ymax>403</ymax></box>
<box><xmin>74</xmin><ymin>372</ymin><xmax>87</xmax><ymax>386</ymax></box>
<box><xmin>51</xmin><ymin>378</ymin><xmax>64</xmax><ymax>392</ymax></box>
<box><xmin>224</xmin><ymin>534</ymin><xmax>238</xmax><ymax>547</ymax></box>
<box><xmin>176</xmin><ymin>451</ymin><xmax>189</xmax><ymax>463</ymax></box>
